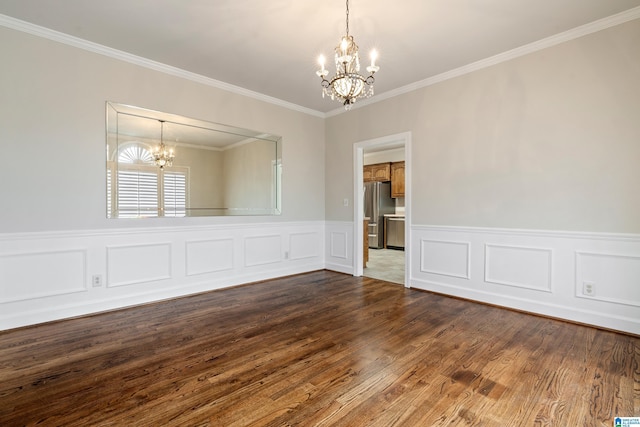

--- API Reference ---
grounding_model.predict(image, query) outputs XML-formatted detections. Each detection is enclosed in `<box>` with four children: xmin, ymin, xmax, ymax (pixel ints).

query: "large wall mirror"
<box><xmin>106</xmin><ymin>102</ymin><xmax>282</xmax><ymax>218</ymax></box>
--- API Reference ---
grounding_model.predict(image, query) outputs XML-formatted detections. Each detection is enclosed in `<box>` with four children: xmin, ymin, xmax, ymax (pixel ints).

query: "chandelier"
<box><xmin>316</xmin><ymin>0</ymin><xmax>379</xmax><ymax>110</ymax></box>
<box><xmin>152</xmin><ymin>120</ymin><xmax>174</xmax><ymax>169</ymax></box>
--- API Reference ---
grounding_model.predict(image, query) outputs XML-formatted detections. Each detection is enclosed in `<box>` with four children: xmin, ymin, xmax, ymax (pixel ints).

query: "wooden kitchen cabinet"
<box><xmin>363</xmin><ymin>163</ymin><xmax>391</xmax><ymax>182</ymax></box>
<box><xmin>391</xmin><ymin>161</ymin><xmax>405</xmax><ymax>198</ymax></box>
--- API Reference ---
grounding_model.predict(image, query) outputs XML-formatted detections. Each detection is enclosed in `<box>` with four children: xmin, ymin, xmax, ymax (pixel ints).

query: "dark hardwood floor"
<box><xmin>1</xmin><ymin>270</ymin><xmax>638</xmax><ymax>426</ymax></box>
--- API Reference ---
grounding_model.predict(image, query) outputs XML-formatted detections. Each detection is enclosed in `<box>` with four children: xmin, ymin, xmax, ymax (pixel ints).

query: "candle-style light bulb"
<box><xmin>316</xmin><ymin>54</ymin><xmax>328</xmax><ymax>78</ymax></box>
<box><xmin>340</xmin><ymin>37</ymin><xmax>348</xmax><ymax>53</ymax></box>
<box><xmin>366</xmin><ymin>49</ymin><xmax>380</xmax><ymax>74</ymax></box>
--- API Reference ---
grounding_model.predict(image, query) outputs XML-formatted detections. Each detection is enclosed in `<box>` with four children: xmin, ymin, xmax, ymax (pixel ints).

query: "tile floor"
<box><xmin>364</xmin><ymin>248</ymin><xmax>405</xmax><ymax>285</ymax></box>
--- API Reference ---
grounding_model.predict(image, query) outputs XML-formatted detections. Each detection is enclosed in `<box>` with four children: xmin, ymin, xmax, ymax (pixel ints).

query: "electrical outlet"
<box><xmin>583</xmin><ymin>281</ymin><xmax>595</xmax><ymax>296</ymax></box>
<box><xmin>343</xmin><ymin>198</ymin><xmax>349</xmax><ymax>207</ymax></box>
<box><xmin>284</xmin><ymin>251</ymin><xmax>289</xmax><ymax>259</ymax></box>
<box><xmin>92</xmin><ymin>275</ymin><xmax>103</xmax><ymax>287</ymax></box>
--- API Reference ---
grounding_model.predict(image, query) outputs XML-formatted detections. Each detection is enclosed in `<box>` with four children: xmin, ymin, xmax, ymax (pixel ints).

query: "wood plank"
<box><xmin>0</xmin><ymin>270</ymin><xmax>638</xmax><ymax>426</ymax></box>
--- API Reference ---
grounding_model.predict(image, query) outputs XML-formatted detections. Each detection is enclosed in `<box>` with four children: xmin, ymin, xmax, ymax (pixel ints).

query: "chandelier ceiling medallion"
<box><xmin>316</xmin><ymin>0</ymin><xmax>379</xmax><ymax>110</ymax></box>
<box><xmin>152</xmin><ymin>120</ymin><xmax>174</xmax><ymax>170</ymax></box>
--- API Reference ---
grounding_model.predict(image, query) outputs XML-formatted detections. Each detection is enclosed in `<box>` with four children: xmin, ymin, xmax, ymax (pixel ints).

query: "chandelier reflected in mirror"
<box><xmin>316</xmin><ymin>0</ymin><xmax>379</xmax><ymax>110</ymax></box>
<box><xmin>152</xmin><ymin>120</ymin><xmax>175</xmax><ymax>169</ymax></box>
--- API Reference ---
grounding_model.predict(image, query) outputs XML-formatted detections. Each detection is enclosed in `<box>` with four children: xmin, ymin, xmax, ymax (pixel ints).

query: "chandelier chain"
<box><xmin>345</xmin><ymin>0</ymin><xmax>349</xmax><ymax>36</ymax></box>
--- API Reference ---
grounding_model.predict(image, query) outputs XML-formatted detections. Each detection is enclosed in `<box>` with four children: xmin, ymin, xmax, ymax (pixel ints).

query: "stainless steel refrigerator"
<box><xmin>364</xmin><ymin>181</ymin><xmax>396</xmax><ymax>249</ymax></box>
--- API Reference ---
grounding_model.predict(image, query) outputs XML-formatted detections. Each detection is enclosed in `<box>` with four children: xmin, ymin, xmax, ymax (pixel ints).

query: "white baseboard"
<box><xmin>324</xmin><ymin>263</ymin><xmax>354</xmax><ymax>275</ymax></box>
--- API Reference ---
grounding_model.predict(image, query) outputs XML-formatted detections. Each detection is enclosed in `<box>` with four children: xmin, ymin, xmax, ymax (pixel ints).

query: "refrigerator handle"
<box><xmin>372</xmin><ymin>182</ymin><xmax>380</xmax><ymax>220</ymax></box>
<box><xmin>362</xmin><ymin>185</ymin><xmax>366</xmax><ymax>215</ymax></box>
<box><xmin>362</xmin><ymin>185</ymin><xmax>367</xmax><ymax>216</ymax></box>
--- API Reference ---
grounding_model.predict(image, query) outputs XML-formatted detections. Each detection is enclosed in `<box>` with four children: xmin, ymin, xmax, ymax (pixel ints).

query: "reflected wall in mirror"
<box><xmin>106</xmin><ymin>102</ymin><xmax>282</xmax><ymax>218</ymax></box>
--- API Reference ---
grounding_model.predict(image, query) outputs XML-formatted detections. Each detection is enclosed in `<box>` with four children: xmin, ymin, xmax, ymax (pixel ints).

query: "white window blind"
<box><xmin>163</xmin><ymin>171</ymin><xmax>187</xmax><ymax>217</ymax></box>
<box><xmin>108</xmin><ymin>143</ymin><xmax>188</xmax><ymax>218</ymax></box>
<box><xmin>107</xmin><ymin>168</ymin><xmax>112</xmax><ymax>217</ymax></box>
<box><xmin>117</xmin><ymin>168</ymin><xmax>159</xmax><ymax>218</ymax></box>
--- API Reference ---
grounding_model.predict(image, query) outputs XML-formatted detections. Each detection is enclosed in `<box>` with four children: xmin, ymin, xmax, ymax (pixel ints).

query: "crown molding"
<box><xmin>0</xmin><ymin>14</ymin><xmax>325</xmax><ymax>119</ymax></box>
<box><xmin>326</xmin><ymin>6</ymin><xmax>640</xmax><ymax>118</ymax></box>
<box><xmin>3</xmin><ymin>6</ymin><xmax>639</xmax><ymax>121</ymax></box>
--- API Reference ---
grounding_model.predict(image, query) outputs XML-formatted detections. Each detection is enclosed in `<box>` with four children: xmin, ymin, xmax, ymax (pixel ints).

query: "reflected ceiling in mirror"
<box><xmin>106</xmin><ymin>102</ymin><xmax>282</xmax><ymax>218</ymax></box>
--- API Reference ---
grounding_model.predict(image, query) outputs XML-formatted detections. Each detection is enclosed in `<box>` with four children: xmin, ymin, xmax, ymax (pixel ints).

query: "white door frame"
<box><xmin>353</xmin><ymin>132</ymin><xmax>412</xmax><ymax>288</ymax></box>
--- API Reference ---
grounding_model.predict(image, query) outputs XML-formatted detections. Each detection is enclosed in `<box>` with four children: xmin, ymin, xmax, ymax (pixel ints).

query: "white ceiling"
<box><xmin>2</xmin><ymin>0</ymin><xmax>640</xmax><ymax>114</ymax></box>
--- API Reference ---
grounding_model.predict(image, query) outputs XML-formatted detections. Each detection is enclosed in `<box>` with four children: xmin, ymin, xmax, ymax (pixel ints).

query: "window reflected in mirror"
<box><xmin>106</xmin><ymin>102</ymin><xmax>282</xmax><ymax>218</ymax></box>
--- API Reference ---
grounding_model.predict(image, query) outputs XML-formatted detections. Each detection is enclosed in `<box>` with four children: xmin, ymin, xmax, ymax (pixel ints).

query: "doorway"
<box><xmin>353</xmin><ymin>132</ymin><xmax>411</xmax><ymax>287</ymax></box>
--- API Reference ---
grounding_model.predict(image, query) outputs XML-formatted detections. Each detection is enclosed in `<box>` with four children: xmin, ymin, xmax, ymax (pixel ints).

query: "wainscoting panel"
<box><xmin>330</xmin><ymin>232</ymin><xmax>348</xmax><ymax>259</ymax></box>
<box><xmin>485</xmin><ymin>244</ymin><xmax>552</xmax><ymax>292</ymax></box>
<box><xmin>185</xmin><ymin>238</ymin><xmax>234</xmax><ymax>276</ymax></box>
<box><xmin>411</xmin><ymin>226</ymin><xmax>640</xmax><ymax>335</ymax></box>
<box><xmin>576</xmin><ymin>251</ymin><xmax>640</xmax><ymax>307</ymax></box>
<box><xmin>324</xmin><ymin>222</ymin><xmax>353</xmax><ymax>274</ymax></box>
<box><xmin>0</xmin><ymin>249</ymin><xmax>87</xmax><ymax>303</ymax></box>
<box><xmin>0</xmin><ymin>221</ymin><xmax>324</xmax><ymax>330</ymax></box>
<box><xmin>4</xmin><ymin>222</ymin><xmax>638</xmax><ymax>334</ymax></box>
<box><xmin>244</xmin><ymin>235</ymin><xmax>282</xmax><ymax>267</ymax></box>
<box><xmin>289</xmin><ymin>232</ymin><xmax>321</xmax><ymax>261</ymax></box>
<box><xmin>107</xmin><ymin>243</ymin><xmax>172</xmax><ymax>287</ymax></box>
<box><xmin>420</xmin><ymin>239</ymin><xmax>470</xmax><ymax>280</ymax></box>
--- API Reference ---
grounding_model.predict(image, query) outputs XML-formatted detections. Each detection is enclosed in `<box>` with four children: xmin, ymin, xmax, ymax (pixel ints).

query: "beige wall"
<box><xmin>223</xmin><ymin>140</ymin><xmax>277</xmax><ymax>210</ymax></box>
<box><xmin>0</xmin><ymin>27</ymin><xmax>325</xmax><ymax>233</ymax></box>
<box><xmin>178</xmin><ymin>146</ymin><xmax>224</xmax><ymax>208</ymax></box>
<box><xmin>326</xmin><ymin>19</ymin><xmax>640</xmax><ymax>233</ymax></box>
<box><xmin>2</xmin><ymin>18</ymin><xmax>639</xmax><ymax>235</ymax></box>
